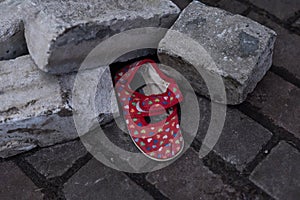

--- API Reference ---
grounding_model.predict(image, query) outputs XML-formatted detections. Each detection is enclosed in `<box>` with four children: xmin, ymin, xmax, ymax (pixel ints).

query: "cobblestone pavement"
<box><xmin>1</xmin><ymin>0</ymin><xmax>299</xmax><ymax>199</ymax></box>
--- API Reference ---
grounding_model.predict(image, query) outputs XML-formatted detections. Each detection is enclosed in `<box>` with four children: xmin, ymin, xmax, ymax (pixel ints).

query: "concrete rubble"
<box><xmin>23</xmin><ymin>0</ymin><xmax>180</xmax><ymax>74</ymax></box>
<box><xmin>0</xmin><ymin>56</ymin><xmax>116</xmax><ymax>158</ymax></box>
<box><xmin>0</xmin><ymin>0</ymin><xmax>277</xmax><ymax>157</ymax></box>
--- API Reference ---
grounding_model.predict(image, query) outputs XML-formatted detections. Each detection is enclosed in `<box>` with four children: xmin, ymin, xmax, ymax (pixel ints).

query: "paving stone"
<box><xmin>195</xmin><ymin>96</ymin><xmax>272</xmax><ymax>171</ymax></box>
<box><xmin>0</xmin><ymin>0</ymin><xmax>28</xmax><ymax>61</ymax></box>
<box><xmin>102</xmin><ymin>120</ymin><xmax>139</xmax><ymax>153</ymax></box>
<box><xmin>0</xmin><ymin>55</ymin><xmax>116</xmax><ymax>158</ymax></box>
<box><xmin>146</xmin><ymin>149</ymin><xmax>241</xmax><ymax>199</ymax></box>
<box><xmin>250</xmin><ymin>142</ymin><xmax>300</xmax><ymax>200</ymax></box>
<box><xmin>158</xmin><ymin>1</ymin><xmax>276</xmax><ymax>105</ymax></box>
<box><xmin>81</xmin><ymin>120</ymin><xmax>186</xmax><ymax>173</ymax></box>
<box><xmin>245</xmin><ymin>72</ymin><xmax>300</xmax><ymax>139</ymax></box>
<box><xmin>248</xmin><ymin>0</ymin><xmax>300</xmax><ymax>21</ymax></box>
<box><xmin>25</xmin><ymin>140</ymin><xmax>87</xmax><ymax>179</ymax></box>
<box><xmin>248</xmin><ymin>11</ymin><xmax>300</xmax><ymax>83</ymax></box>
<box><xmin>217</xmin><ymin>0</ymin><xmax>249</xmax><ymax>14</ymax></box>
<box><xmin>23</xmin><ymin>0</ymin><xmax>180</xmax><ymax>74</ymax></box>
<box><xmin>63</xmin><ymin>158</ymin><xmax>154</xmax><ymax>200</ymax></box>
<box><xmin>0</xmin><ymin>161</ymin><xmax>43</xmax><ymax>199</ymax></box>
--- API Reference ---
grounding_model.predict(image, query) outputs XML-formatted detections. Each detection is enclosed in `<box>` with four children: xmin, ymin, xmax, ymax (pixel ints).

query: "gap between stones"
<box><xmin>13</xmin><ymin>156</ymin><xmax>59</xmax><ymax>199</ymax></box>
<box><xmin>13</xmin><ymin>150</ymin><xmax>93</xmax><ymax>199</ymax></box>
<box><xmin>234</xmin><ymin>0</ymin><xmax>300</xmax><ymax>35</ymax></box>
<box><xmin>237</xmin><ymin>102</ymin><xmax>300</xmax><ymax>152</ymax></box>
<box><xmin>124</xmin><ymin>173</ymin><xmax>170</xmax><ymax>200</ymax></box>
<box><xmin>241</xmin><ymin>135</ymin><xmax>280</xmax><ymax>176</ymax></box>
<box><xmin>11</xmin><ymin>136</ymin><xmax>169</xmax><ymax>200</ymax></box>
<box><xmin>271</xmin><ymin>65</ymin><xmax>300</xmax><ymax>88</ymax></box>
<box><xmin>191</xmin><ymin>140</ymin><xmax>273</xmax><ymax>199</ymax></box>
<box><xmin>4</xmin><ymin>137</ymin><xmax>91</xmax><ymax>199</ymax></box>
<box><xmin>285</xmin><ymin>10</ymin><xmax>300</xmax><ymax>26</ymax></box>
<box><xmin>235</xmin><ymin>100</ymin><xmax>300</xmax><ymax>174</ymax></box>
<box><xmin>199</xmin><ymin>149</ymin><xmax>274</xmax><ymax>199</ymax></box>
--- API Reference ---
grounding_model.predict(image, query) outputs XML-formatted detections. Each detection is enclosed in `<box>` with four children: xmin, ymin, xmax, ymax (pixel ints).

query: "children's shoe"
<box><xmin>114</xmin><ymin>59</ymin><xmax>184</xmax><ymax>161</ymax></box>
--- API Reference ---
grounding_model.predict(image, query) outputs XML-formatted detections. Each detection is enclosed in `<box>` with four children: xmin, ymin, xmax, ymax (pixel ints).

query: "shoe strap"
<box><xmin>115</xmin><ymin>59</ymin><xmax>183</xmax><ymax>117</ymax></box>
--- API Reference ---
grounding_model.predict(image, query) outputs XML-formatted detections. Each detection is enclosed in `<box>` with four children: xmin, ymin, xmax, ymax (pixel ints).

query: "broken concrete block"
<box><xmin>158</xmin><ymin>1</ymin><xmax>276</xmax><ymax>105</ymax></box>
<box><xmin>23</xmin><ymin>0</ymin><xmax>180</xmax><ymax>74</ymax></box>
<box><xmin>0</xmin><ymin>55</ymin><xmax>116</xmax><ymax>158</ymax></box>
<box><xmin>0</xmin><ymin>0</ymin><xmax>28</xmax><ymax>61</ymax></box>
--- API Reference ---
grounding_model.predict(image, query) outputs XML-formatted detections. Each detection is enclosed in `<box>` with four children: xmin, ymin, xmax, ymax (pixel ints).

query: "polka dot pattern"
<box><xmin>114</xmin><ymin>59</ymin><xmax>184</xmax><ymax>161</ymax></box>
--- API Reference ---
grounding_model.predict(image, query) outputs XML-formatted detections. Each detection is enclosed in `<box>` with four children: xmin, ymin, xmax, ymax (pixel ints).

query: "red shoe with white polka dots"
<box><xmin>114</xmin><ymin>59</ymin><xmax>184</xmax><ymax>161</ymax></box>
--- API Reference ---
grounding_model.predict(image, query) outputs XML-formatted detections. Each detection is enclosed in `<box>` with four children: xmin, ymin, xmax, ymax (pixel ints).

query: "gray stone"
<box><xmin>245</xmin><ymin>72</ymin><xmax>300</xmax><ymax>140</ymax></box>
<box><xmin>0</xmin><ymin>161</ymin><xmax>44</xmax><ymax>199</ymax></box>
<box><xmin>250</xmin><ymin>142</ymin><xmax>300</xmax><ymax>200</ymax></box>
<box><xmin>63</xmin><ymin>158</ymin><xmax>154</xmax><ymax>200</ymax></box>
<box><xmin>213</xmin><ymin>109</ymin><xmax>272</xmax><ymax>171</ymax></box>
<box><xmin>0</xmin><ymin>0</ymin><xmax>28</xmax><ymax>61</ymax></box>
<box><xmin>0</xmin><ymin>55</ymin><xmax>116</xmax><ymax>158</ymax></box>
<box><xmin>196</xmin><ymin>96</ymin><xmax>272</xmax><ymax>171</ymax></box>
<box><xmin>158</xmin><ymin>1</ymin><xmax>276</xmax><ymax>105</ymax></box>
<box><xmin>248</xmin><ymin>0</ymin><xmax>300</xmax><ymax>21</ymax></box>
<box><xmin>217</xmin><ymin>0</ymin><xmax>249</xmax><ymax>14</ymax></box>
<box><xmin>25</xmin><ymin>140</ymin><xmax>87</xmax><ymax>178</ymax></box>
<box><xmin>248</xmin><ymin>11</ymin><xmax>300</xmax><ymax>83</ymax></box>
<box><xmin>146</xmin><ymin>149</ymin><xmax>241</xmax><ymax>199</ymax></box>
<box><xmin>23</xmin><ymin>0</ymin><xmax>180</xmax><ymax>74</ymax></box>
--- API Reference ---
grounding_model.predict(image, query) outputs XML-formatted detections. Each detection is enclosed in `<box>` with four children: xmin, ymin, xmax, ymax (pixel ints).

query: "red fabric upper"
<box><xmin>114</xmin><ymin>59</ymin><xmax>184</xmax><ymax>161</ymax></box>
